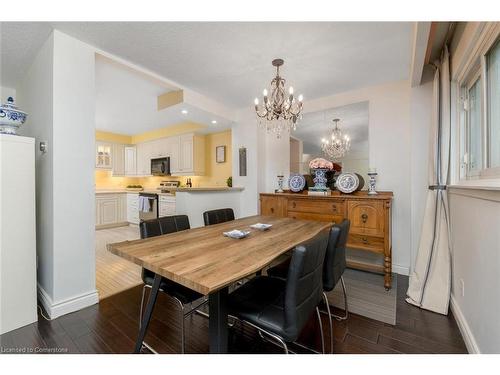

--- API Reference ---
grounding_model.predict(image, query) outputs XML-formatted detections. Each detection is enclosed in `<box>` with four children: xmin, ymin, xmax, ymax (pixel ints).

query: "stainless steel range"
<box><xmin>138</xmin><ymin>192</ymin><xmax>158</xmax><ymax>221</ymax></box>
<box><xmin>157</xmin><ymin>180</ymin><xmax>180</xmax><ymax>193</ymax></box>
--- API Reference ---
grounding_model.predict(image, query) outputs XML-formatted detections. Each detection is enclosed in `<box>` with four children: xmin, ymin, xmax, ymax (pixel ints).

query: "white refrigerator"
<box><xmin>0</xmin><ymin>134</ymin><xmax>37</xmax><ymax>334</ymax></box>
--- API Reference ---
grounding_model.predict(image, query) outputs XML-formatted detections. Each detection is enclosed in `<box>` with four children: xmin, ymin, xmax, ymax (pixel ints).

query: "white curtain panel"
<box><xmin>406</xmin><ymin>46</ymin><xmax>452</xmax><ymax>315</ymax></box>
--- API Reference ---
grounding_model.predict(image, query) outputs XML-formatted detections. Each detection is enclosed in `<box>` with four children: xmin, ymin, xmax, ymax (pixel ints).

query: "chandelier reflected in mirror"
<box><xmin>254</xmin><ymin>59</ymin><xmax>303</xmax><ymax>139</ymax></box>
<box><xmin>321</xmin><ymin>118</ymin><xmax>351</xmax><ymax>160</ymax></box>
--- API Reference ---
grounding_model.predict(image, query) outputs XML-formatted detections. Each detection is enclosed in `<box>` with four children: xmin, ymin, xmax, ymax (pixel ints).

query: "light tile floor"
<box><xmin>95</xmin><ymin>225</ymin><xmax>142</xmax><ymax>299</ymax></box>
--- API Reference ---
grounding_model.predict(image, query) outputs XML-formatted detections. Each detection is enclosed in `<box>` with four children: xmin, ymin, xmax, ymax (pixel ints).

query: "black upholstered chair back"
<box><xmin>203</xmin><ymin>208</ymin><xmax>235</xmax><ymax>226</ymax></box>
<box><xmin>139</xmin><ymin>215</ymin><xmax>191</xmax><ymax>282</ymax></box>
<box><xmin>283</xmin><ymin>230</ymin><xmax>329</xmax><ymax>339</ymax></box>
<box><xmin>323</xmin><ymin>219</ymin><xmax>350</xmax><ymax>292</ymax></box>
<box><xmin>322</xmin><ymin>226</ymin><xmax>341</xmax><ymax>291</ymax></box>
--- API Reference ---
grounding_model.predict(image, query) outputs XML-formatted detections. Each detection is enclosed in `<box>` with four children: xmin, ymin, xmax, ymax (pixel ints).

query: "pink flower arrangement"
<box><xmin>309</xmin><ymin>158</ymin><xmax>334</xmax><ymax>170</ymax></box>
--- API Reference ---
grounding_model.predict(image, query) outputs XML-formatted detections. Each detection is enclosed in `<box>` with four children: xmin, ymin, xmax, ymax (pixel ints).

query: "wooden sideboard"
<box><xmin>259</xmin><ymin>191</ymin><xmax>393</xmax><ymax>289</ymax></box>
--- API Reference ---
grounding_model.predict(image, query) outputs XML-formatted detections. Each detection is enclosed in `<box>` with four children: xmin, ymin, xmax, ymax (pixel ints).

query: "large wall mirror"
<box><xmin>290</xmin><ymin>101</ymin><xmax>369</xmax><ymax>189</ymax></box>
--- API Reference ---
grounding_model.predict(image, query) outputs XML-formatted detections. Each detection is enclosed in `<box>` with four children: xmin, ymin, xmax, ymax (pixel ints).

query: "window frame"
<box><xmin>455</xmin><ymin>25</ymin><xmax>500</xmax><ymax>183</ymax></box>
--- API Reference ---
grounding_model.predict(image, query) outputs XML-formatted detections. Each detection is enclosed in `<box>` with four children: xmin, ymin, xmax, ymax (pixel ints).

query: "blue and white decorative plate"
<box><xmin>335</xmin><ymin>172</ymin><xmax>359</xmax><ymax>194</ymax></box>
<box><xmin>288</xmin><ymin>173</ymin><xmax>306</xmax><ymax>192</ymax></box>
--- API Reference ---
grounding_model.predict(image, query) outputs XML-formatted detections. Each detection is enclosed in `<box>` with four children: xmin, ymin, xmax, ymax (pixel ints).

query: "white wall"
<box><xmin>17</xmin><ymin>34</ymin><xmax>55</xmax><ymax>299</ymax></box>
<box><xmin>51</xmin><ymin>31</ymin><xmax>97</xmax><ymax>307</ymax></box>
<box><xmin>264</xmin><ymin>132</ymin><xmax>291</xmax><ymax>192</ymax></box>
<box><xmin>232</xmin><ymin>108</ymin><xmax>260</xmax><ymax>217</ymax></box>
<box><xmin>448</xmin><ymin>189</ymin><xmax>500</xmax><ymax>353</ymax></box>
<box><xmin>17</xmin><ymin>31</ymin><xmax>98</xmax><ymax>318</ymax></box>
<box><xmin>446</xmin><ymin>22</ymin><xmax>500</xmax><ymax>353</ymax></box>
<box><xmin>0</xmin><ymin>86</ymin><xmax>16</xmax><ymax>102</ymax></box>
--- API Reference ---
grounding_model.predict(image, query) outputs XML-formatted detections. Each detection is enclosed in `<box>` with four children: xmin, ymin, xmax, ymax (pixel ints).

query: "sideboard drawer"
<box><xmin>288</xmin><ymin>211</ymin><xmax>344</xmax><ymax>224</ymax></box>
<box><xmin>288</xmin><ymin>199</ymin><xmax>344</xmax><ymax>216</ymax></box>
<box><xmin>348</xmin><ymin>233</ymin><xmax>385</xmax><ymax>253</ymax></box>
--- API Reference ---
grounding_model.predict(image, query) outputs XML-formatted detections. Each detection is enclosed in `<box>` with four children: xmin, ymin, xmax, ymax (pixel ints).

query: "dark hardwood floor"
<box><xmin>0</xmin><ymin>275</ymin><xmax>467</xmax><ymax>354</ymax></box>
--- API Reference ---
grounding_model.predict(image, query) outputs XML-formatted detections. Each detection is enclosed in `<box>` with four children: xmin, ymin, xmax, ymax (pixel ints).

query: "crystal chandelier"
<box><xmin>321</xmin><ymin>119</ymin><xmax>351</xmax><ymax>160</ymax></box>
<box><xmin>254</xmin><ymin>59</ymin><xmax>304</xmax><ymax>138</ymax></box>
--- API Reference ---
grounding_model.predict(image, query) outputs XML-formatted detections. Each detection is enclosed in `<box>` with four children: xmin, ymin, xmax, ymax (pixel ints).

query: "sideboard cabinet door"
<box><xmin>347</xmin><ymin>200</ymin><xmax>385</xmax><ymax>236</ymax></box>
<box><xmin>260</xmin><ymin>196</ymin><xmax>285</xmax><ymax>216</ymax></box>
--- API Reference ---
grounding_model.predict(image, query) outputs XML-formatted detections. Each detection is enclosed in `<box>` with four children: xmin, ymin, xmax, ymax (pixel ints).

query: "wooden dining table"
<box><xmin>107</xmin><ymin>214</ymin><xmax>332</xmax><ymax>354</ymax></box>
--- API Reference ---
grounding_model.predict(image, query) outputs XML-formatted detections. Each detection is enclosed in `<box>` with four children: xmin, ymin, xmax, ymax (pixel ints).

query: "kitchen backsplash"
<box><xmin>95</xmin><ymin>170</ymin><xmax>230</xmax><ymax>190</ymax></box>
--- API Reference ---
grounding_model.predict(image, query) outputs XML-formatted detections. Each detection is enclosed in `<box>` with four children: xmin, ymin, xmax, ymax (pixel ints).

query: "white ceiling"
<box><xmin>1</xmin><ymin>22</ymin><xmax>413</xmax><ymax>109</ymax></box>
<box><xmin>294</xmin><ymin>101</ymin><xmax>369</xmax><ymax>155</ymax></box>
<box><xmin>95</xmin><ymin>54</ymin><xmax>233</xmax><ymax>135</ymax></box>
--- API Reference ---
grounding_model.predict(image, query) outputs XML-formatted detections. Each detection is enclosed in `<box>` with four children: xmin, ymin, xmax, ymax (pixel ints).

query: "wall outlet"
<box><xmin>460</xmin><ymin>278</ymin><xmax>465</xmax><ymax>297</ymax></box>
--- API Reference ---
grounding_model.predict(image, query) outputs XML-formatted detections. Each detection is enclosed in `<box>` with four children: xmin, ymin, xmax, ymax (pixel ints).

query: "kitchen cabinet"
<box><xmin>95</xmin><ymin>193</ymin><xmax>127</xmax><ymax>229</ymax></box>
<box><xmin>168</xmin><ymin>136</ymin><xmax>180</xmax><ymax>173</ymax></box>
<box><xmin>170</xmin><ymin>133</ymin><xmax>205</xmax><ymax>176</ymax></box>
<box><xmin>110</xmin><ymin>144</ymin><xmax>136</xmax><ymax>176</ymax></box>
<box><xmin>126</xmin><ymin>193</ymin><xmax>140</xmax><ymax>224</ymax></box>
<box><xmin>1</xmin><ymin>135</ymin><xmax>37</xmax><ymax>334</ymax></box>
<box><xmin>112</xmin><ymin>143</ymin><xmax>125</xmax><ymax>176</ymax></box>
<box><xmin>260</xmin><ymin>191</ymin><xmax>393</xmax><ymax>290</ymax></box>
<box><xmin>149</xmin><ymin>138</ymin><xmax>170</xmax><ymax>159</ymax></box>
<box><xmin>134</xmin><ymin>133</ymin><xmax>205</xmax><ymax>177</ymax></box>
<box><xmin>124</xmin><ymin>146</ymin><xmax>137</xmax><ymax>176</ymax></box>
<box><xmin>96</xmin><ymin>141</ymin><xmax>112</xmax><ymax>169</ymax></box>
<box><xmin>159</xmin><ymin>195</ymin><xmax>176</xmax><ymax>217</ymax></box>
<box><xmin>136</xmin><ymin>142</ymin><xmax>152</xmax><ymax>176</ymax></box>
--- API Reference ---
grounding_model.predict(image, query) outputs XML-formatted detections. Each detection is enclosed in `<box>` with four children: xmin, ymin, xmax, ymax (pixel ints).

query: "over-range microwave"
<box><xmin>151</xmin><ymin>157</ymin><xmax>170</xmax><ymax>176</ymax></box>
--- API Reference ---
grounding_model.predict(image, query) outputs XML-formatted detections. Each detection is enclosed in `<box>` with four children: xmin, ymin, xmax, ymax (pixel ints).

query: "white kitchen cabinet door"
<box><xmin>99</xmin><ymin>198</ymin><xmax>119</xmax><ymax>225</ymax></box>
<box><xmin>112</xmin><ymin>143</ymin><xmax>125</xmax><ymax>176</ymax></box>
<box><xmin>124</xmin><ymin>146</ymin><xmax>137</xmax><ymax>176</ymax></box>
<box><xmin>168</xmin><ymin>136</ymin><xmax>181</xmax><ymax>174</ymax></box>
<box><xmin>136</xmin><ymin>142</ymin><xmax>152</xmax><ymax>176</ymax></box>
<box><xmin>180</xmin><ymin>134</ymin><xmax>194</xmax><ymax>172</ymax></box>
<box><xmin>150</xmin><ymin>138</ymin><xmax>170</xmax><ymax>159</ymax></box>
<box><xmin>96</xmin><ymin>141</ymin><xmax>113</xmax><ymax>169</ymax></box>
<box><xmin>96</xmin><ymin>194</ymin><xmax>127</xmax><ymax>228</ymax></box>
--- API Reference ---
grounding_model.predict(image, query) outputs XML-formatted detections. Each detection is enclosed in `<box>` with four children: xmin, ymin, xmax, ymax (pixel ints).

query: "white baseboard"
<box><xmin>37</xmin><ymin>283</ymin><xmax>99</xmax><ymax>319</ymax></box>
<box><xmin>392</xmin><ymin>264</ymin><xmax>410</xmax><ymax>276</ymax></box>
<box><xmin>450</xmin><ymin>294</ymin><xmax>480</xmax><ymax>354</ymax></box>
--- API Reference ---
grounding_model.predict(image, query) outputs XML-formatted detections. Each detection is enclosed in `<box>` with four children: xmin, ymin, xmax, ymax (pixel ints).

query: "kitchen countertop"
<box><xmin>95</xmin><ymin>189</ymin><xmax>173</xmax><ymax>195</ymax></box>
<box><xmin>95</xmin><ymin>187</ymin><xmax>244</xmax><ymax>194</ymax></box>
<box><xmin>175</xmin><ymin>187</ymin><xmax>244</xmax><ymax>192</ymax></box>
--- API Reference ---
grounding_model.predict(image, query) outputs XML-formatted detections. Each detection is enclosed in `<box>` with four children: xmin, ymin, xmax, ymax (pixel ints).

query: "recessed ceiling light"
<box><xmin>211</xmin><ymin>120</ymin><xmax>217</xmax><ymax>124</ymax></box>
<box><xmin>181</xmin><ymin>109</ymin><xmax>188</xmax><ymax>114</ymax></box>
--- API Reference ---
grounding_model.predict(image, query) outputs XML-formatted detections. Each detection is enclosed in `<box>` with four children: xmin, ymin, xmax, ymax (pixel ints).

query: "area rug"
<box><xmin>325</xmin><ymin>268</ymin><xmax>397</xmax><ymax>325</ymax></box>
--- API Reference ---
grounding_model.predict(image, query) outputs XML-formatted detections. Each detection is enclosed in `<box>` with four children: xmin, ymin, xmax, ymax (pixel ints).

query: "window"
<box><xmin>467</xmin><ymin>77</ymin><xmax>482</xmax><ymax>173</ymax></box>
<box><xmin>459</xmin><ymin>32</ymin><xmax>500</xmax><ymax>180</ymax></box>
<box><xmin>487</xmin><ymin>38</ymin><xmax>500</xmax><ymax>168</ymax></box>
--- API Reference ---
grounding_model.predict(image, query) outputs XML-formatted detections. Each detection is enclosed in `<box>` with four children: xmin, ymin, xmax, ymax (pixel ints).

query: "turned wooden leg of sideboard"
<box><xmin>384</xmin><ymin>254</ymin><xmax>392</xmax><ymax>290</ymax></box>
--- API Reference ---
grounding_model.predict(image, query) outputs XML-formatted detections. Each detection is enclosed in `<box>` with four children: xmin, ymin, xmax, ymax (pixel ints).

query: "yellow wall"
<box><xmin>195</xmin><ymin>130</ymin><xmax>232</xmax><ymax>187</ymax></box>
<box><xmin>94</xmin><ymin>127</ymin><xmax>232</xmax><ymax>189</ymax></box>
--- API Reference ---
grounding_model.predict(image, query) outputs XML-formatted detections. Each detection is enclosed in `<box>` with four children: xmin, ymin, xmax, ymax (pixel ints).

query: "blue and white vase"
<box><xmin>311</xmin><ymin>168</ymin><xmax>329</xmax><ymax>191</ymax></box>
<box><xmin>0</xmin><ymin>97</ymin><xmax>28</xmax><ymax>135</ymax></box>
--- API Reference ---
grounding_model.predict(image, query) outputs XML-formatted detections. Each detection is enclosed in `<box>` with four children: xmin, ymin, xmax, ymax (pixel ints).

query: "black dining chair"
<box><xmin>138</xmin><ymin>215</ymin><xmax>206</xmax><ymax>354</ymax></box>
<box><xmin>227</xmin><ymin>230</ymin><xmax>330</xmax><ymax>354</ymax></box>
<box><xmin>267</xmin><ymin>219</ymin><xmax>350</xmax><ymax>353</ymax></box>
<box><xmin>203</xmin><ymin>208</ymin><xmax>235</xmax><ymax>226</ymax></box>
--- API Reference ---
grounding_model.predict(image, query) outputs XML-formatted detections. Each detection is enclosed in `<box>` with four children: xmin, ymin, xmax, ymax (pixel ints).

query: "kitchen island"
<box><xmin>175</xmin><ymin>187</ymin><xmax>244</xmax><ymax>228</ymax></box>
